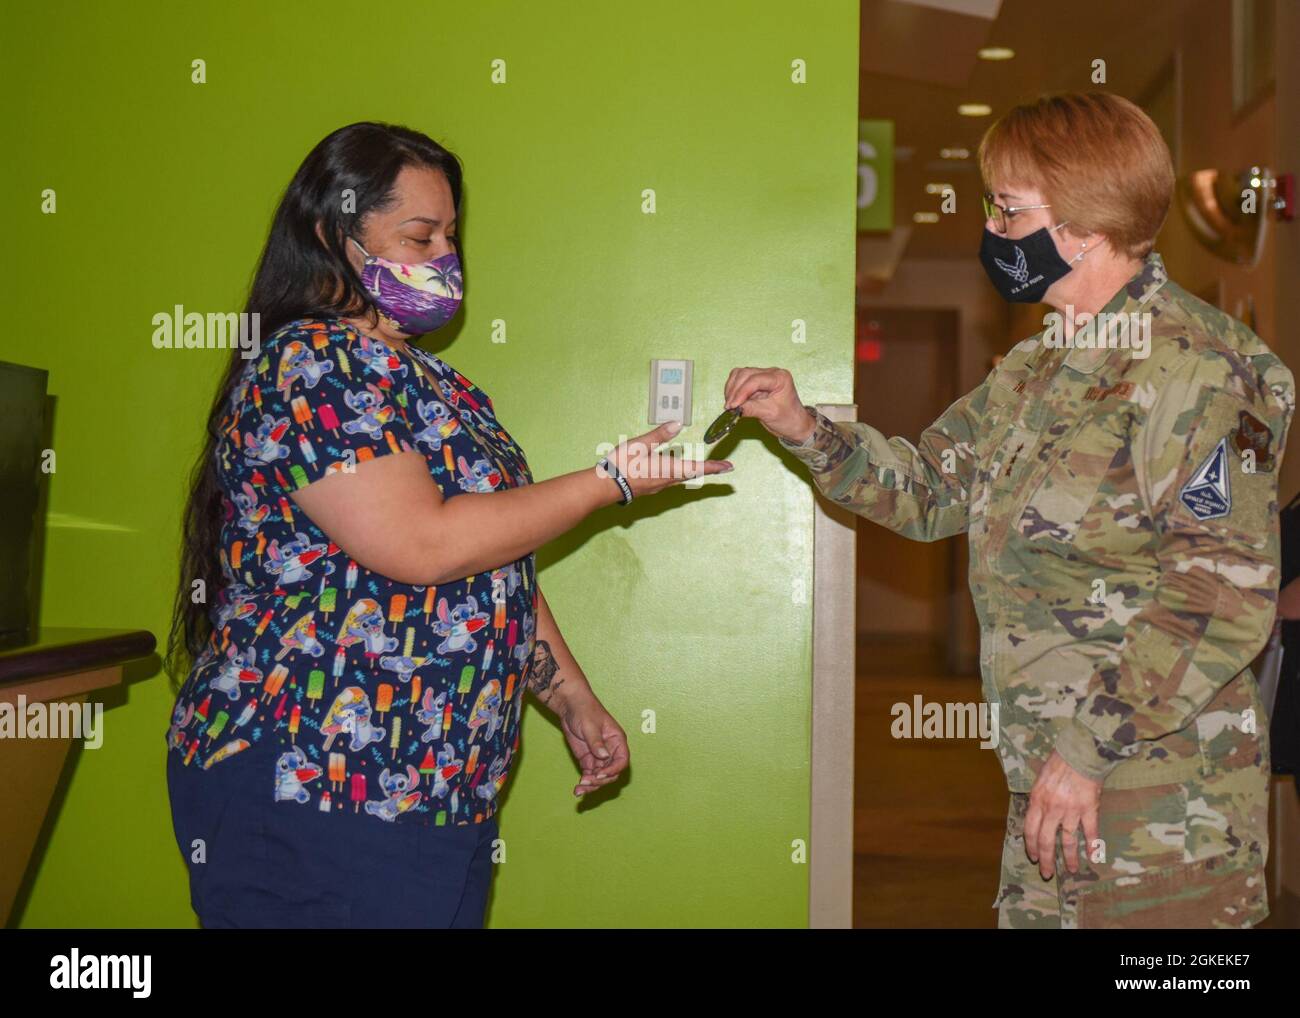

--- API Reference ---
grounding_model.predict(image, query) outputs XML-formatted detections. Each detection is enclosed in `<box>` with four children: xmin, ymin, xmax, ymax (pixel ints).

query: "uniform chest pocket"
<box><xmin>986</xmin><ymin>414</ymin><xmax>1060</xmax><ymax>512</ymax></box>
<box><xmin>977</xmin><ymin>383</ymin><xmax>1020</xmax><ymax>441</ymax></box>
<box><xmin>976</xmin><ymin>384</ymin><xmax>1030</xmax><ymax>484</ymax></box>
<box><xmin>969</xmin><ymin>383</ymin><xmax>1032</xmax><ymax>532</ymax></box>
<box><xmin>1015</xmin><ymin>411</ymin><xmax>1130</xmax><ymax>550</ymax></box>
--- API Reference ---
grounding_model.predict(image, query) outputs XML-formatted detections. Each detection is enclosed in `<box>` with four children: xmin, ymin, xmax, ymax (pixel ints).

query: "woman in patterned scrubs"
<box><xmin>163</xmin><ymin>122</ymin><xmax>732</xmax><ymax>928</ymax></box>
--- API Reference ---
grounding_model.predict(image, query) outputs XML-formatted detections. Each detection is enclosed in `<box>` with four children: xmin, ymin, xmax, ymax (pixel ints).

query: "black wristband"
<box><xmin>597</xmin><ymin>457</ymin><xmax>634</xmax><ymax>505</ymax></box>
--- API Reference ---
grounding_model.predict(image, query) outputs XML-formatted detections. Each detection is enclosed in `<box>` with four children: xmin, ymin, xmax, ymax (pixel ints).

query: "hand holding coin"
<box><xmin>720</xmin><ymin>367</ymin><xmax>816</xmax><ymax>444</ymax></box>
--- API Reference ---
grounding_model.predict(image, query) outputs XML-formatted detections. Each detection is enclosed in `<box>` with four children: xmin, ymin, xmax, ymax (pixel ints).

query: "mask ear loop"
<box><xmin>1051</xmin><ymin>220</ymin><xmax>1090</xmax><ymax>265</ymax></box>
<box><xmin>348</xmin><ymin>236</ymin><xmax>385</xmax><ymax>297</ymax></box>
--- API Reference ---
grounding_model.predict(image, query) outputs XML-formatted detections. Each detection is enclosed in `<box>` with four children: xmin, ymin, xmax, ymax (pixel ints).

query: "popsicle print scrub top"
<box><xmin>165</xmin><ymin>317</ymin><xmax>537</xmax><ymax>926</ymax></box>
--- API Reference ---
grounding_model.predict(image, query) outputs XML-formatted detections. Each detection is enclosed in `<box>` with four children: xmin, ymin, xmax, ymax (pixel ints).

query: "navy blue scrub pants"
<box><xmin>166</xmin><ymin>749</ymin><xmax>497</xmax><ymax>928</ymax></box>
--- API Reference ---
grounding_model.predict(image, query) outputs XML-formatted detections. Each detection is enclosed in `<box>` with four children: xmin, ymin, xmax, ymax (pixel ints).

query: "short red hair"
<box><xmin>978</xmin><ymin>92</ymin><xmax>1174</xmax><ymax>259</ymax></box>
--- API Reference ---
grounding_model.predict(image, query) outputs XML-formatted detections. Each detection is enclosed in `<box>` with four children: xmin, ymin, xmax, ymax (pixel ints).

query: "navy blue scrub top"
<box><xmin>166</xmin><ymin>317</ymin><xmax>537</xmax><ymax>827</ymax></box>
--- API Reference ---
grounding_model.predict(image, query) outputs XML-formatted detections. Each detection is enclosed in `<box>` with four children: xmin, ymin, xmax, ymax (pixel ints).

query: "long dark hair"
<box><xmin>163</xmin><ymin>122</ymin><xmax>464</xmax><ymax>688</ymax></box>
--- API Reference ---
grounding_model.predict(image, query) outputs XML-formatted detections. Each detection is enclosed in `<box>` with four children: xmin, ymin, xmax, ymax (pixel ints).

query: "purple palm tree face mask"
<box><xmin>349</xmin><ymin>237</ymin><xmax>464</xmax><ymax>336</ymax></box>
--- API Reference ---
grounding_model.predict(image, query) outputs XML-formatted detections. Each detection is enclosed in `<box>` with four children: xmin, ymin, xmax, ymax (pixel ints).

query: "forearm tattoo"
<box><xmin>528</xmin><ymin>639</ymin><xmax>564</xmax><ymax>704</ymax></box>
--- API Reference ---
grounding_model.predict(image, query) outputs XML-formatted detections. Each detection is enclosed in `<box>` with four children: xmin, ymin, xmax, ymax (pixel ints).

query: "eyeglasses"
<box><xmin>982</xmin><ymin>192</ymin><xmax>1052</xmax><ymax>234</ymax></box>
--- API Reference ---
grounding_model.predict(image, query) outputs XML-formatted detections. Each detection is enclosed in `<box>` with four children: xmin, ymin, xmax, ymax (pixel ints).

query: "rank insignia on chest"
<box><xmin>1231</xmin><ymin>410</ymin><xmax>1275</xmax><ymax>472</ymax></box>
<box><xmin>1179</xmin><ymin>437</ymin><xmax>1232</xmax><ymax>521</ymax></box>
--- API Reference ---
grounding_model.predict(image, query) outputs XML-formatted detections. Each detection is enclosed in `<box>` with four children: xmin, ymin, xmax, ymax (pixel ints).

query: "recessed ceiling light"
<box><xmin>958</xmin><ymin>103</ymin><xmax>993</xmax><ymax>117</ymax></box>
<box><xmin>925</xmin><ymin>183</ymin><xmax>955</xmax><ymax>194</ymax></box>
<box><xmin>940</xmin><ymin>147</ymin><xmax>970</xmax><ymax>160</ymax></box>
<box><xmin>913</xmin><ymin>212</ymin><xmax>940</xmax><ymax>224</ymax></box>
<box><xmin>978</xmin><ymin>47</ymin><xmax>1015</xmax><ymax>60</ymax></box>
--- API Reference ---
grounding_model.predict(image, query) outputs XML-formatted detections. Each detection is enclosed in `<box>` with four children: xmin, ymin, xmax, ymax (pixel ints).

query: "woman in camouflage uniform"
<box><xmin>727</xmin><ymin>93</ymin><xmax>1294</xmax><ymax>928</ymax></box>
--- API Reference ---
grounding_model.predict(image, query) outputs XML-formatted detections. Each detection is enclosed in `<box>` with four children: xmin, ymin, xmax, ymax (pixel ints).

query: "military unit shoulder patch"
<box><xmin>1231</xmin><ymin>410</ymin><xmax>1275</xmax><ymax>472</ymax></box>
<box><xmin>1179</xmin><ymin>438</ymin><xmax>1232</xmax><ymax>521</ymax></box>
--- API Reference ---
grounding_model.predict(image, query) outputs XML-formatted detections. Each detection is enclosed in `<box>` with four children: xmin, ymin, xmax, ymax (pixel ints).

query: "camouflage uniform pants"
<box><xmin>993</xmin><ymin>758</ymin><xmax>1270</xmax><ymax>928</ymax></box>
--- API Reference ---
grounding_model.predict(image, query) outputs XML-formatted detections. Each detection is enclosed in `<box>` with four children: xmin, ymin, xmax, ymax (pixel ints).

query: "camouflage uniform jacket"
<box><xmin>780</xmin><ymin>252</ymin><xmax>1296</xmax><ymax>793</ymax></box>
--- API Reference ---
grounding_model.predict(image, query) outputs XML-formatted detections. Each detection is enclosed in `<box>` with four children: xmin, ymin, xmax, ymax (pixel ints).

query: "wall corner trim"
<box><xmin>808</xmin><ymin>402</ymin><xmax>858</xmax><ymax>929</ymax></box>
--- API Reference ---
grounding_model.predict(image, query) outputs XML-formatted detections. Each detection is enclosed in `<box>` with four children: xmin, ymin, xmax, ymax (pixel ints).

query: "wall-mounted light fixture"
<box><xmin>1175</xmin><ymin>165</ymin><xmax>1292</xmax><ymax>268</ymax></box>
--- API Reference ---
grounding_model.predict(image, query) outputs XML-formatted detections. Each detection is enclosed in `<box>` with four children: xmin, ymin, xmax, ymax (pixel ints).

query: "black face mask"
<box><xmin>978</xmin><ymin>222</ymin><xmax>1079</xmax><ymax>303</ymax></box>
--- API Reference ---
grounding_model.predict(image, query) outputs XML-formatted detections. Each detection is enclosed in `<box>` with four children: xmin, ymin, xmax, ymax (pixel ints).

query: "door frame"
<box><xmin>808</xmin><ymin>402</ymin><xmax>858</xmax><ymax>928</ymax></box>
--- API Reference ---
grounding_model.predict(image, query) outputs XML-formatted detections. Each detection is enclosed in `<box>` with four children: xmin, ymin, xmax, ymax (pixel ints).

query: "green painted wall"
<box><xmin>5</xmin><ymin>0</ymin><xmax>857</xmax><ymax>927</ymax></box>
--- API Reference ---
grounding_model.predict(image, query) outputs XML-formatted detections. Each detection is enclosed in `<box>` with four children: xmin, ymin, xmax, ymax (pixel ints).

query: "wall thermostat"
<box><xmin>648</xmin><ymin>358</ymin><xmax>693</xmax><ymax>426</ymax></box>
